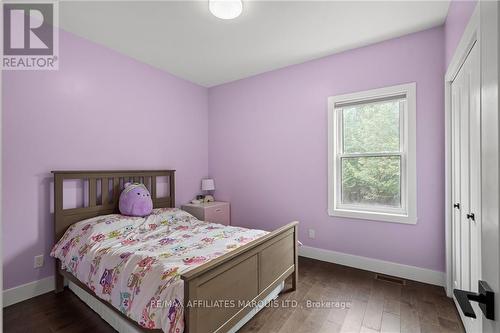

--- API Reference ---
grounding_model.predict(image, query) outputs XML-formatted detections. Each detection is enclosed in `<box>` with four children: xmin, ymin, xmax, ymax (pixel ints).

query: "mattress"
<box><xmin>51</xmin><ymin>208</ymin><xmax>268</xmax><ymax>333</ymax></box>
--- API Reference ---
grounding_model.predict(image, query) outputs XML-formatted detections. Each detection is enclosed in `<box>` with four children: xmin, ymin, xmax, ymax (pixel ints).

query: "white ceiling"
<box><xmin>59</xmin><ymin>1</ymin><xmax>450</xmax><ymax>87</ymax></box>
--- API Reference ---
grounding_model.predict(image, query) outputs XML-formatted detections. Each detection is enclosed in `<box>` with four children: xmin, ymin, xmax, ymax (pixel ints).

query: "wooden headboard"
<box><xmin>52</xmin><ymin>170</ymin><xmax>175</xmax><ymax>242</ymax></box>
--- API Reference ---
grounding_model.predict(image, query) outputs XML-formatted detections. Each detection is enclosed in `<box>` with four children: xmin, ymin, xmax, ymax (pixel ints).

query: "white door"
<box><xmin>451</xmin><ymin>52</ymin><xmax>463</xmax><ymax>292</ymax></box>
<box><xmin>451</xmin><ymin>41</ymin><xmax>482</xmax><ymax>333</ymax></box>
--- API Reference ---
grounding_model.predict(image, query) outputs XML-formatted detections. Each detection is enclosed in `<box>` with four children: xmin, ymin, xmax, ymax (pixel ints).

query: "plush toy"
<box><xmin>119</xmin><ymin>182</ymin><xmax>153</xmax><ymax>217</ymax></box>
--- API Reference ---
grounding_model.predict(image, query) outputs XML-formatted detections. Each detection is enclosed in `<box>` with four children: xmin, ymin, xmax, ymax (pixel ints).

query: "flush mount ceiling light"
<box><xmin>209</xmin><ymin>0</ymin><xmax>243</xmax><ymax>20</ymax></box>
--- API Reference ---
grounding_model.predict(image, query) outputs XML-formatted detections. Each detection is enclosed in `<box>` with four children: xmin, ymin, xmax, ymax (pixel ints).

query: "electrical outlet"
<box><xmin>34</xmin><ymin>255</ymin><xmax>44</xmax><ymax>268</ymax></box>
<box><xmin>308</xmin><ymin>229</ymin><xmax>316</xmax><ymax>239</ymax></box>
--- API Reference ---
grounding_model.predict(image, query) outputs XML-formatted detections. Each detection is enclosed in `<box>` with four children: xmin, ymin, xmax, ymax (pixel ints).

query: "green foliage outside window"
<box><xmin>341</xmin><ymin>101</ymin><xmax>402</xmax><ymax>207</ymax></box>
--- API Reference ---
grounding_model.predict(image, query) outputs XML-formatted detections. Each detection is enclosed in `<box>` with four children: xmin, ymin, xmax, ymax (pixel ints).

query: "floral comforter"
<box><xmin>51</xmin><ymin>208</ymin><xmax>267</xmax><ymax>333</ymax></box>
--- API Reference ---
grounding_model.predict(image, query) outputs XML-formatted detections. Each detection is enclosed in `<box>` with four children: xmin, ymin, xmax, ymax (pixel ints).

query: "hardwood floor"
<box><xmin>3</xmin><ymin>257</ymin><xmax>464</xmax><ymax>333</ymax></box>
<box><xmin>239</xmin><ymin>258</ymin><xmax>464</xmax><ymax>333</ymax></box>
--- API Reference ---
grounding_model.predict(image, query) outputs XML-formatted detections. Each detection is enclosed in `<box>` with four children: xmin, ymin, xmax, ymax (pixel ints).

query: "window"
<box><xmin>328</xmin><ymin>83</ymin><xmax>417</xmax><ymax>224</ymax></box>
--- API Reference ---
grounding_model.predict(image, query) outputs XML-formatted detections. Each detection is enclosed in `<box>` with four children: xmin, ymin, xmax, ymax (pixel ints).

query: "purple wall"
<box><xmin>444</xmin><ymin>0</ymin><xmax>477</xmax><ymax>66</ymax></box>
<box><xmin>208</xmin><ymin>27</ymin><xmax>446</xmax><ymax>271</ymax></box>
<box><xmin>2</xmin><ymin>30</ymin><xmax>208</xmax><ymax>289</ymax></box>
<box><xmin>3</xmin><ymin>2</ymin><xmax>479</xmax><ymax>291</ymax></box>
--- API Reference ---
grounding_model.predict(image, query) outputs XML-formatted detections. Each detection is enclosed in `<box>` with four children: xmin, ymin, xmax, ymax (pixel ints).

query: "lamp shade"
<box><xmin>201</xmin><ymin>178</ymin><xmax>215</xmax><ymax>191</ymax></box>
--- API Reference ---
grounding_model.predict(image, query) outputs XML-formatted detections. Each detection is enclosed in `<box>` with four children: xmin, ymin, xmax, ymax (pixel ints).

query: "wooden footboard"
<box><xmin>182</xmin><ymin>221</ymin><xmax>299</xmax><ymax>333</ymax></box>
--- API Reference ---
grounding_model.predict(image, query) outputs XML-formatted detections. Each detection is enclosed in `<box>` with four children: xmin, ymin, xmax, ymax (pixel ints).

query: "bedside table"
<box><xmin>181</xmin><ymin>201</ymin><xmax>230</xmax><ymax>225</ymax></box>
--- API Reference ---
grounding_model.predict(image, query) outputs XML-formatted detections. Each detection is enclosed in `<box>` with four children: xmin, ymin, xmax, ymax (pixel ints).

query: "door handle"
<box><xmin>454</xmin><ymin>203</ymin><xmax>460</xmax><ymax>209</ymax></box>
<box><xmin>467</xmin><ymin>213</ymin><xmax>475</xmax><ymax>221</ymax></box>
<box><xmin>454</xmin><ymin>280</ymin><xmax>495</xmax><ymax>320</ymax></box>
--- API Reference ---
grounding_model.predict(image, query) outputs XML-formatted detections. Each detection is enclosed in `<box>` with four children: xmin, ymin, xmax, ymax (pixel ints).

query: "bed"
<box><xmin>52</xmin><ymin>170</ymin><xmax>298</xmax><ymax>333</ymax></box>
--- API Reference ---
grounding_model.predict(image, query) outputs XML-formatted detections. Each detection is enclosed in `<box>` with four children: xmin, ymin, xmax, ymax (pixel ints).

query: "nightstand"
<box><xmin>181</xmin><ymin>201</ymin><xmax>230</xmax><ymax>225</ymax></box>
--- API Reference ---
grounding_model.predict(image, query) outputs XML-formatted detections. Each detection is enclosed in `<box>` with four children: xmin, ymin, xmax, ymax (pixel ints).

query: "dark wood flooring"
<box><xmin>3</xmin><ymin>257</ymin><xmax>464</xmax><ymax>333</ymax></box>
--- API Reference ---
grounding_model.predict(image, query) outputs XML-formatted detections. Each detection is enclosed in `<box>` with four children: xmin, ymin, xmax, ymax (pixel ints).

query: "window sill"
<box><xmin>328</xmin><ymin>208</ymin><xmax>417</xmax><ymax>225</ymax></box>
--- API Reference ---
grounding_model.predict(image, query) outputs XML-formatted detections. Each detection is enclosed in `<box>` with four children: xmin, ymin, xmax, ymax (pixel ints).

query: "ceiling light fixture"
<box><xmin>209</xmin><ymin>0</ymin><xmax>243</xmax><ymax>20</ymax></box>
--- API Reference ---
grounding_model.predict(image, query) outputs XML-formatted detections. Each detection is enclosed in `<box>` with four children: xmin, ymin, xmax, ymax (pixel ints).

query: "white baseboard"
<box><xmin>299</xmin><ymin>245</ymin><xmax>445</xmax><ymax>287</ymax></box>
<box><xmin>3</xmin><ymin>276</ymin><xmax>55</xmax><ymax>307</ymax></box>
<box><xmin>2</xmin><ymin>248</ymin><xmax>444</xmax><ymax>307</ymax></box>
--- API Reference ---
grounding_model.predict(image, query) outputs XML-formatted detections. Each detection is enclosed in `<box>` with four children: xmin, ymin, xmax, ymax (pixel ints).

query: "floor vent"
<box><xmin>375</xmin><ymin>274</ymin><xmax>406</xmax><ymax>285</ymax></box>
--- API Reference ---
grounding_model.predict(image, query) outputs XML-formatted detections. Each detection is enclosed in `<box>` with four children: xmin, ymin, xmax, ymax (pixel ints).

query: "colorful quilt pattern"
<box><xmin>51</xmin><ymin>208</ymin><xmax>267</xmax><ymax>333</ymax></box>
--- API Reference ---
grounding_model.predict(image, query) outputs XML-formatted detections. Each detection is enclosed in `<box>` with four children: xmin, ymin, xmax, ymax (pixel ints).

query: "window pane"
<box><xmin>341</xmin><ymin>156</ymin><xmax>401</xmax><ymax>208</ymax></box>
<box><xmin>342</xmin><ymin>100</ymin><xmax>400</xmax><ymax>153</ymax></box>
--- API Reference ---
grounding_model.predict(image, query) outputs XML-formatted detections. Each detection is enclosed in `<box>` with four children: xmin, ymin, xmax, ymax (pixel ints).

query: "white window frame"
<box><xmin>328</xmin><ymin>83</ymin><xmax>417</xmax><ymax>224</ymax></box>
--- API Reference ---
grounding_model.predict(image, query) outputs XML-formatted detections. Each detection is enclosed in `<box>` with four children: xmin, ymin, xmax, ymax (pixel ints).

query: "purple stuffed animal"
<box><xmin>119</xmin><ymin>182</ymin><xmax>153</xmax><ymax>217</ymax></box>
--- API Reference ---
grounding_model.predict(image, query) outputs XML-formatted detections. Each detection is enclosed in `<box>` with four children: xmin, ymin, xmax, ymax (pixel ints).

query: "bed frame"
<box><xmin>52</xmin><ymin>170</ymin><xmax>298</xmax><ymax>333</ymax></box>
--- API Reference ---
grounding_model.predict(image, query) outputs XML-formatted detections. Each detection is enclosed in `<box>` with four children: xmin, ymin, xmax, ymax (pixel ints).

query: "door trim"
<box><xmin>478</xmin><ymin>1</ymin><xmax>500</xmax><ymax>331</ymax></box>
<box><xmin>445</xmin><ymin>5</ymin><xmax>480</xmax><ymax>298</ymax></box>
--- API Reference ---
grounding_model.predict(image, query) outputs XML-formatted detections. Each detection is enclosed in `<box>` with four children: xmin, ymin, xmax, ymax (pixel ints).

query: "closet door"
<box><xmin>467</xmin><ymin>43</ymin><xmax>482</xmax><ymax>333</ymax></box>
<box><xmin>451</xmin><ymin>42</ymin><xmax>481</xmax><ymax>333</ymax></box>
<box><xmin>468</xmin><ymin>43</ymin><xmax>481</xmax><ymax>292</ymax></box>
<box><xmin>451</xmin><ymin>69</ymin><xmax>462</xmax><ymax>291</ymax></box>
<box><xmin>458</xmin><ymin>55</ymin><xmax>471</xmax><ymax>293</ymax></box>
